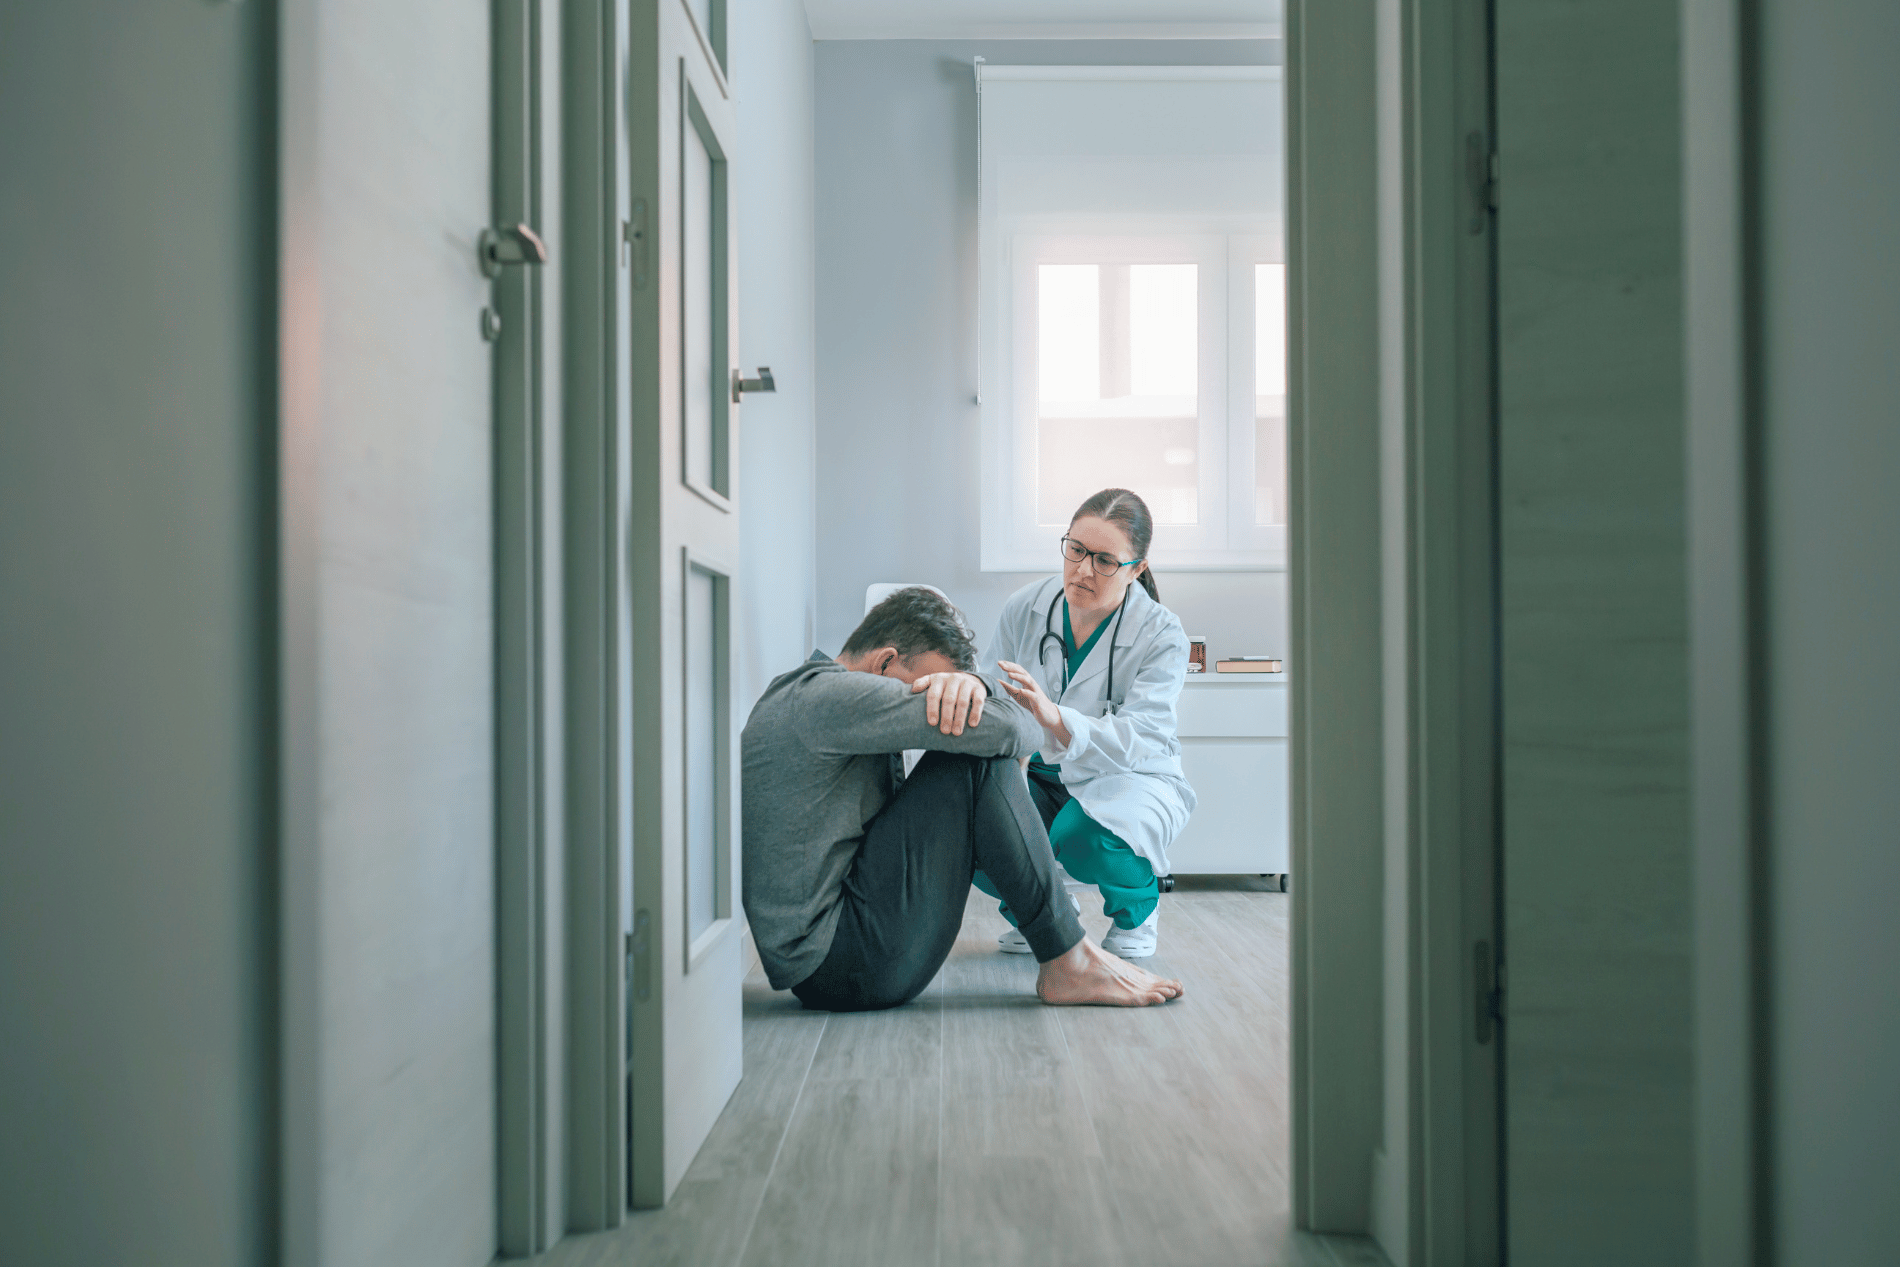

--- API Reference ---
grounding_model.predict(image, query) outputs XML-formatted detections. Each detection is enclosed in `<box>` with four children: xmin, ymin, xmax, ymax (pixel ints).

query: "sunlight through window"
<box><xmin>1037</xmin><ymin>265</ymin><xmax>1100</xmax><ymax>404</ymax></box>
<box><xmin>1037</xmin><ymin>261</ymin><xmax>1200</xmax><ymax>527</ymax></box>
<box><xmin>1255</xmin><ymin>263</ymin><xmax>1287</xmax><ymax>526</ymax></box>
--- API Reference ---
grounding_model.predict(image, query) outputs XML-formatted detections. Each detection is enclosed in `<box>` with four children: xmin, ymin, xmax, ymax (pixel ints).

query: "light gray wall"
<box><xmin>733</xmin><ymin>0</ymin><xmax>819</xmax><ymax>703</ymax></box>
<box><xmin>812</xmin><ymin>38</ymin><xmax>1285</xmax><ymax>658</ymax></box>
<box><xmin>0</xmin><ymin>5</ymin><xmax>275</xmax><ymax>1265</ymax></box>
<box><xmin>1495</xmin><ymin>1</ymin><xmax>1693</xmax><ymax>1261</ymax></box>
<box><xmin>1760</xmin><ymin>1</ymin><xmax>1900</xmax><ymax>1260</ymax></box>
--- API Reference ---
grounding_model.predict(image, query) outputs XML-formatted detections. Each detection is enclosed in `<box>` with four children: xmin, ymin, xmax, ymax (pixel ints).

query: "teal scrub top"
<box><xmin>1027</xmin><ymin>599</ymin><xmax>1110</xmax><ymax>781</ymax></box>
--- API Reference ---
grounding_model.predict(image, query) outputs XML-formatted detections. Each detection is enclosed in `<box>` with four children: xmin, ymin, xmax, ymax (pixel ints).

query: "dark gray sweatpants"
<box><xmin>790</xmin><ymin>751</ymin><xmax>1087</xmax><ymax>1012</ymax></box>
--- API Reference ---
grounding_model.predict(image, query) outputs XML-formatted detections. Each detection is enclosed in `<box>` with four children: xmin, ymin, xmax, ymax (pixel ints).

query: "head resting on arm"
<box><xmin>837</xmin><ymin>586</ymin><xmax>978</xmax><ymax>683</ymax></box>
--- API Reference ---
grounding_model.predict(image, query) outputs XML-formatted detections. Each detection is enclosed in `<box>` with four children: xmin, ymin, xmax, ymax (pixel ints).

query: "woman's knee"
<box><xmin>1049</xmin><ymin>808</ymin><xmax>1152</xmax><ymax>885</ymax></box>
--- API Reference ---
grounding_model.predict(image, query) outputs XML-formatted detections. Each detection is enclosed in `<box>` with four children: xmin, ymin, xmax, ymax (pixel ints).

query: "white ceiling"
<box><xmin>802</xmin><ymin>0</ymin><xmax>1280</xmax><ymax>41</ymax></box>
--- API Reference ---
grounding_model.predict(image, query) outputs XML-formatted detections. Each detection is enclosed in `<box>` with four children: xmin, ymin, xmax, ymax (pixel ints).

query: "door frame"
<box><xmin>1285</xmin><ymin>1</ymin><xmax>1501</xmax><ymax>1261</ymax></box>
<box><xmin>559</xmin><ymin>0</ymin><xmax>632</xmax><ymax>1232</ymax></box>
<box><xmin>538</xmin><ymin>0</ymin><xmax>1510</xmax><ymax>1248</ymax></box>
<box><xmin>493</xmin><ymin>0</ymin><xmax>568</xmax><ymax>1254</ymax></box>
<box><xmin>1682</xmin><ymin>0</ymin><xmax>1767</xmax><ymax>1262</ymax></box>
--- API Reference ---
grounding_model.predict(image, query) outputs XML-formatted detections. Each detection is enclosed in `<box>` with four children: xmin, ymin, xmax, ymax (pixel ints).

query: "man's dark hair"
<box><xmin>841</xmin><ymin>587</ymin><xmax>977</xmax><ymax>672</ymax></box>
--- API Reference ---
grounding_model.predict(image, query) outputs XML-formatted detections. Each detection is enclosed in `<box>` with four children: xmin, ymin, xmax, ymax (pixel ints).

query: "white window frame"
<box><xmin>981</xmin><ymin>224</ymin><xmax>1286</xmax><ymax>572</ymax></box>
<box><xmin>1231</xmin><ymin>233</ymin><xmax>1287</xmax><ymax>560</ymax></box>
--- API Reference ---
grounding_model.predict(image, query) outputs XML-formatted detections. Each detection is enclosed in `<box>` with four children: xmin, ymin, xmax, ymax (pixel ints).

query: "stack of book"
<box><xmin>1215</xmin><ymin>656</ymin><xmax>1283</xmax><ymax>674</ymax></box>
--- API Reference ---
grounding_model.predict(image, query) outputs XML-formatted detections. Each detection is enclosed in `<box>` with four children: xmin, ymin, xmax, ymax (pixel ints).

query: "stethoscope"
<box><xmin>1034</xmin><ymin>578</ymin><xmax>1132</xmax><ymax>717</ymax></box>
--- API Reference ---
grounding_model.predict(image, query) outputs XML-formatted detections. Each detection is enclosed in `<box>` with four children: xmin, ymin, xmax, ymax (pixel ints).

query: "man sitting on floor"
<box><xmin>741</xmin><ymin>586</ymin><xmax>1183</xmax><ymax>1012</ymax></box>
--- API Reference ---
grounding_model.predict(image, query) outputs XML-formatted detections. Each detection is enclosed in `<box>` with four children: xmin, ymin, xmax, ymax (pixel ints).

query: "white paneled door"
<box><xmin>624</xmin><ymin>0</ymin><xmax>746</xmax><ymax>1208</ymax></box>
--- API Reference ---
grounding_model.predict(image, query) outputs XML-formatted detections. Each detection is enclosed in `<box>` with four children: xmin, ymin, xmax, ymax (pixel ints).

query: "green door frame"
<box><xmin>1286</xmin><ymin>1</ymin><xmax>1501</xmax><ymax>1261</ymax></box>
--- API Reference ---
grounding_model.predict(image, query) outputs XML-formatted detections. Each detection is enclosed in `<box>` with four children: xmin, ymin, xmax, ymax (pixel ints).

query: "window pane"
<box><xmin>1038</xmin><ymin>416</ymin><xmax>1199</xmax><ymax>526</ymax></box>
<box><xmin>683</xmin><ymin>118</ymin><xmax>717</xmax><ymax>491</ymax></box>
<box><xmin>1038</xmin><ymin>265</ymin><xmax>1100</xmax><ymax>404</ymax></box>
<box><xmin>1036</xmin><ymin>260</ymin><xmax>1199</xmax><ymax>527</ymax></box>
<box><xmin>1129</xmin><ymin>264</ymin><xmax>1198</xmax><ymax>401</ymax></box>
<box><xmin>1255</xmin><ymin>411</ymin><xmax>1286</xmax><ymax>526</ymax></box>
<box><xmin>1255</xmin><ymin>263</ymin><xmax>1287</xmax><ymax>525</ymax></box>
<box><xmin>1255</xmin><ymin>263</ymin><xmax>1286</xmax><ymax>395</ymax></box>
<box><xmin>685</xmin><ymin>564</ymin><xmax>720</xmax><ymax>944</ymax></box>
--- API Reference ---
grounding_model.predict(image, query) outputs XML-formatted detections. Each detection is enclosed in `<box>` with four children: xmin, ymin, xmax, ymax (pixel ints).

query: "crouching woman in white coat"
<box><xmin>974</xmin><ymin>488</ymin><xmax>1196</xmax><ymax>959</ymax></box>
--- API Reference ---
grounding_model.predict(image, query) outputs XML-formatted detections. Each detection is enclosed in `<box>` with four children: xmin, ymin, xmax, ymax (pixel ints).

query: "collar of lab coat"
<box><xmin>1060</xmin><ymin>581</ymin><xmax>1159</xmax><ymax>700</ymax></box>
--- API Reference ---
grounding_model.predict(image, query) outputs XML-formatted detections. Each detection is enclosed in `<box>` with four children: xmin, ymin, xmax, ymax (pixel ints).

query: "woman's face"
<box><xmin>1062</xmin><ymin>515</ymin><xmax>1146</xmax><ymax>617</ymax></box>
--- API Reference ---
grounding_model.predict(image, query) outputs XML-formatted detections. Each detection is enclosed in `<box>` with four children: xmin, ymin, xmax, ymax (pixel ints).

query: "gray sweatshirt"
<box><xmin>741</xmin><ymin>652</ymin><xmax>1043</xmax><ymax>989</ymax></box>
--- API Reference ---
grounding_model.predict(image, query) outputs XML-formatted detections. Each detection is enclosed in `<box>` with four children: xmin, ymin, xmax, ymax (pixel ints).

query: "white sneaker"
<box><xmin>997</xmin><ymin>892</ymin><xmax>1082</xmax><ymax>954</ymax></box>
<box><xmin>1102</xmin><ymin>911</ymin><xmax>1159</xmax><ymax>959</ymax></box>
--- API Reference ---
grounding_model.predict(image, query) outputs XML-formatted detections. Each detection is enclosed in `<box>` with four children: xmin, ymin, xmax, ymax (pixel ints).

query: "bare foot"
<box><xmin>1035</xmin><ymin>937</ymin><xmax>1184</xmax><ymax>1007</ymax></box>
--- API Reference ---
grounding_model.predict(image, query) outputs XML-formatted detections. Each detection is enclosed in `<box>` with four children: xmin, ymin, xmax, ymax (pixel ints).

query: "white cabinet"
<box><xmin>1168</xmin><ymin>675</ymin><xmax>1289</xmax><ymax>876</ymax></box>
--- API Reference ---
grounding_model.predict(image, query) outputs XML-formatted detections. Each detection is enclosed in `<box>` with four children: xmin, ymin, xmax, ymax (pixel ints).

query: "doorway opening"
<box><xmin>539</xmin><ymin>2</ymin><xmax>1500</xmax><ymax>1266</ymax></box>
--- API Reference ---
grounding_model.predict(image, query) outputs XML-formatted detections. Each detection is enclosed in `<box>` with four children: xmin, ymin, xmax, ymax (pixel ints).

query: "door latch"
<box><xmin>731</xmin><ymin>366</ymin><xmax>776</xmax><ymax>404</ymax></box>
<box><xmin>624</xmin><ymin>200</ymin><xmax>649</xmax><ymax>289</ymax></box>
<box><xmin>479</xmin><ymin>223</ymin><xmax>550</xmax><ymax>278</ymax></box>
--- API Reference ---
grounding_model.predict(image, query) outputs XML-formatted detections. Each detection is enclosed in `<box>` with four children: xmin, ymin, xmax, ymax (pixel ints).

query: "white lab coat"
<box><xmin>985</xmin><ymin>577</ymin><xmax>1197</xmax><ymax>875</ymax></box>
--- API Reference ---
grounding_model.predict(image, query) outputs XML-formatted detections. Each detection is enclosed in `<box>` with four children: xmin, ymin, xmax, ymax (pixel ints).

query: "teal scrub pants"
<box><xmin>975</xmin><ymin>772</ymin><xmax>1159</xmax><ymax>931</ymax></box>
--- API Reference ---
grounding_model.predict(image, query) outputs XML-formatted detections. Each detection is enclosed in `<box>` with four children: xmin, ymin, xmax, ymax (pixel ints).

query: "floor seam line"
<box><xmin>731</xmin><ymin>1010</ymin><xmax>828</xmax><ymax>1267</ymax></box>
<box><xmin>1052</xmin><ymin>997</ymin><xmax>1135</xmax><ymax>1261</ymax></box>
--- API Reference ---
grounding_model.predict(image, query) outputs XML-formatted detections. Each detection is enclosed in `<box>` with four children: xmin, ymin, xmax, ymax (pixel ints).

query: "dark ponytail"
<box><xmin>1072</xmin><ymin>487</ymin><xmax>1159</xmax><ymax>602</ymax></box>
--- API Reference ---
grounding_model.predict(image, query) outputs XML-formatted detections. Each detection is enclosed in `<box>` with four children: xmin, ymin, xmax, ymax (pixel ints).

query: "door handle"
<box><xmin>479</xmin><ymin>223</ymin><xmax>549</xmax><ymax>278</ymax></box>
<box><xmin>731</xmin><ymin>366</ymin><xmax>776</xmax><ymax>404</ymax></box>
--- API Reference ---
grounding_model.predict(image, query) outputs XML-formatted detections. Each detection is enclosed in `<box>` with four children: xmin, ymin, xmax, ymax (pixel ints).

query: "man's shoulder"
<box><xmin>759</xmin><ymin>652</ymin><xmax>847</xmax><ymax>698</ymax></box>
<box><xmin>748</xmin><ymin>656</ymin><xmax>893</xmax><ymax>729</ymax></box>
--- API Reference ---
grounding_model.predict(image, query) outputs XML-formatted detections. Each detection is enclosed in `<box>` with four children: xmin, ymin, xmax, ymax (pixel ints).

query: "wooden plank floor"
<box><xmin>541</xmin><ymin>879</ymin><xmax>1389</xmax><ymax>1267</ymax></box>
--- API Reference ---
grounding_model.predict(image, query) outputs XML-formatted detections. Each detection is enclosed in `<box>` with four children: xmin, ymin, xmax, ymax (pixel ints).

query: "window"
<box><xmin>977</xmin><ymin>65</ymin><xmax>1283</xmax><ymax>570</ymax></box>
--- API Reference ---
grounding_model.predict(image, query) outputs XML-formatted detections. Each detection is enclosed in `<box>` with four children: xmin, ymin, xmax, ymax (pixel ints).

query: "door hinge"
<box><xmin>1465</xmin><ymin>132</ymin><xmax>1498</xmax><ymax>232</ymax></box>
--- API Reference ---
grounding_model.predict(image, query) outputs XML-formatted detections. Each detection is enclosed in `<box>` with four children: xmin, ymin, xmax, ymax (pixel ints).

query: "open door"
<box><xmin>623</xmin><ymin>0</ymin><xmax>746</xmax><ymax>1209</ymax></box>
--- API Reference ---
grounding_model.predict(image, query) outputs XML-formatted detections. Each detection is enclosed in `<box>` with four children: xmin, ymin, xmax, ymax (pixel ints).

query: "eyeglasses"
<box><xmin>1061</xmin><ymin>536</ymin><xmax>1143</xmax><ymax>578</ymax></box>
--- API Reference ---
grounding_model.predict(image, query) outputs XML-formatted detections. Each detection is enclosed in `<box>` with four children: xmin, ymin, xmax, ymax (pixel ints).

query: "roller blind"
<box><xmin>977</xmin><ymin>65</ymin><xmax>1282</xmax><ymax>227</ymax></box>
<box><xmin>976</xmin><ymin>64</ymin><xmax>1285</xmax><ymax>572</ymax></box>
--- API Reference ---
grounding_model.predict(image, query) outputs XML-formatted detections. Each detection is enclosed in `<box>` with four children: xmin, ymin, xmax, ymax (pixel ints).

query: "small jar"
<box><xmin>1186</xmin><ymin>636</ymin><xmax>1208</xmax><ymax>673</ymax></box>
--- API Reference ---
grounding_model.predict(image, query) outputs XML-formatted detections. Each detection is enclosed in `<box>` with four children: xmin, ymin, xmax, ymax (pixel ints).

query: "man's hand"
<box><xmin>910</xmin><ymin>671</ymin><xmax>987</xmax><ymax>736</ymax></box>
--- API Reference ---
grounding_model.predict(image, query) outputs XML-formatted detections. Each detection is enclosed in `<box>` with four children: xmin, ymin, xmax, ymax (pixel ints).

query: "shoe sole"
<box><xmin>1103</xmin><ymin>941</ymin><xmax>1157</xmax><ymax>959</ymax></box>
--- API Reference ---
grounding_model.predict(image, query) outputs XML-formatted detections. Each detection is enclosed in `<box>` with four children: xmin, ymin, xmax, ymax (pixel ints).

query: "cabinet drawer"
<box><xmin>1172</xmin><ymin>737</ymin><xmax>1290</xmax><ymax>873</ymax></box>
<box><xmin>1175</xmin><ymin>683</ymin><xmax>1287</xmax><ymax>738</ymax></box>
